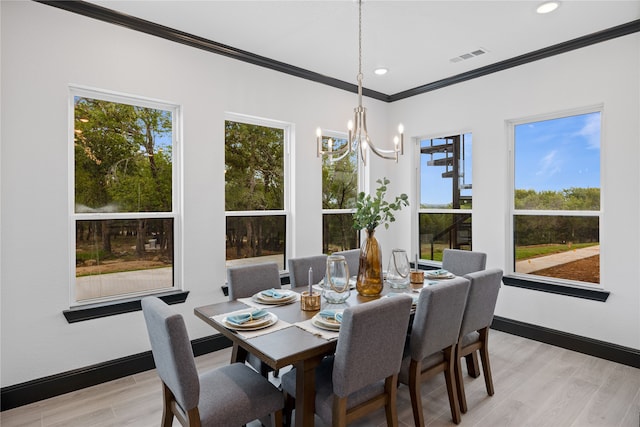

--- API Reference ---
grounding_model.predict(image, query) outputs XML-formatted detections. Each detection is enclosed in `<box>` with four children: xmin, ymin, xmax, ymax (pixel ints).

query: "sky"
<box><xmin>420</xmin><ymin>112</ymin><xmax>601</xmax><ymax>206</ymax></box>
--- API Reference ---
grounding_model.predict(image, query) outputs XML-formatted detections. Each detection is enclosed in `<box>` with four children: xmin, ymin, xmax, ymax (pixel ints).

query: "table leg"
<box><xmin>294</xmin><ymin>355</ymin><xmax>323</xmax><ymax>427</ymax></box>
<box><xmin>231</xmin><ymin>343</ymin><xmax>248</xmax><ymax>364</ymax></box>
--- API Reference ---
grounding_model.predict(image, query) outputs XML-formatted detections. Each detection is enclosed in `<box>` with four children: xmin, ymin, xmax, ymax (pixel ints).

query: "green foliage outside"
<box><xmin>74</xmin><ymin>97</ymin><xmax>174</xmax><ymax>270</ymax></box>
<box><xmin>514</xmin><ymin>187</ymin><xmax>600</xmax><ymax>210</ymax></box>
<box><xmin>322</xmin><ymin>141</ymin><xmax>359</xmax><ymax>253</ymax></box>
<box><xmin>225</xmin><ymin>121</ymin><xmax>285</xmax><ymax>261</ymax></box>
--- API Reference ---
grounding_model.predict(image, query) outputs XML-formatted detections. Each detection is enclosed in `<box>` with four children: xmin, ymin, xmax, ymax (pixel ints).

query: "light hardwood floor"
<box><xmin>2</xmin><ymin>330</ymin><xmax>639</xmax><ymax>427</ymax></box>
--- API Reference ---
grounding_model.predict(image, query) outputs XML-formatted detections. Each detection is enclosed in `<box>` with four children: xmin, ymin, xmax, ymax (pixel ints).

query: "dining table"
<box><xmin>193</xmin><ymin>280</ymin><xmax>433</xmax><ymax>427</ymax></box>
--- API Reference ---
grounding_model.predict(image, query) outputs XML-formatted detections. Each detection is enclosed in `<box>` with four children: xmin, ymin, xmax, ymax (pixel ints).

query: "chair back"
<box><xmin>288</xmin><ymin>255</ymin><xmax>327</xmax><ymax>287</ymax></box>
<box><xmin>141</xmin><ymin>297</ymin><xmax>199</xmax><ymax>412</ymax></box>
<box><xmin>410</xmin><ymin>277</ymin><xmax>471</xmax><ymax>361</ymax></box>
<box><xmin>333</xmin><ymin>249</ymin><xmax>360</xmax><ymax>279</ymax></box>
<box><xmin>227</xmin><ymin>262</ymin><xmax>281</xmax><ymax>300</ymax></box>
<box><xmin>442</xmin><ymin>249</ymin><xmax>487</xmax><ymax>276</ymax></box>
<box><xmin>332</xmin><ymin>295</ymin><xmax>412</xmax><ymax>398</ymax></box>
<box><xmin>459</xmin><ymin>268</ymin><xmax>503</xmax><ymax>337</ymax></box>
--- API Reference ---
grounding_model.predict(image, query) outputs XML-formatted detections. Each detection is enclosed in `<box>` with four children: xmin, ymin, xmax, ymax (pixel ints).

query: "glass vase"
<box><xmin>323</xmin><ymin>254</ymin><xmax>351</xmax><ymax>303</ymax></box>
<box><xmin>387</xmin><ymin>248</ymin><xmax>410</xmax><ymax>289</ymax></box>
<box><xmin>356</xmin><ymin>229</ymin><xmax>383</xmax><ymax>296</ymax></box>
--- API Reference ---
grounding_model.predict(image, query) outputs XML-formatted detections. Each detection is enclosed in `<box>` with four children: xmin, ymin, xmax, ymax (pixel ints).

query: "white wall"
<box><xmin>389</xmin><ymin>34</ymin><xmax>640</xmax><ymax>350</ymax></box>
<box><xmin>1</xmin><ymin>0</ymin><xmax>638</xmax><ymax>389</ymax></box>
<box><xmin>0</xmin><ymin>1</ymin><xmax>390</xmax><ymax>386</ymax></box>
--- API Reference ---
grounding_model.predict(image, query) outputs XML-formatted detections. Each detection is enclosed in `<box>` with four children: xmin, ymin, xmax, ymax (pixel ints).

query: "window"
<box><xmin>71</xmin><ymin>87</ymin><xmax>180</xmax><ymax>305</ymax></box>
<box><xmin>418</xmin><ymin>133</ymin><xmax>473</xmax><ymax>262</ymax></box>
<box><xmin>511</xmin><ymin>110</ymin><xmax>601</xmax><ymax>285</ymax></box>
<box><xmin>225</xmin><ymin>115</ymin><xmax>289</xmax><ymax>270</ymax></box>
<box><xmin>320</xmin><ymin>134</ymin><xmax>360</xmax><ymax>253</ymax></box>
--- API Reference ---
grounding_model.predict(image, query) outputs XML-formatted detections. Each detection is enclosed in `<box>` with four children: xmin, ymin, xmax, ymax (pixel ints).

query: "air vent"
<box><xmin>450</xmin><ymin>48</ymin><xmax>488</xmax><ymax>63</ymax></box>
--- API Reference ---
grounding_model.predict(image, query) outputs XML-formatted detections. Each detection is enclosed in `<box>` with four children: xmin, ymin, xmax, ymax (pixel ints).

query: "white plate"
<box><xmin>252</xmin><ymin>291</ymin><xmax>297</xmax><ymax>305</ymax></box>
<box><xmin>223</xmin><ymin>312</ymin><xmax>278</xmax><ymax>331</ymax></box>
<box><xmin>313</xmin><ymin>311</ymin><xmax>343</xmax><ymax>329</ymax></box>
<box><xmin>426</xmin><ymin>272</ymin><xmax>455</xmax><ymax>280</ymax></box>
<box><xmin>313</xmin><ymin>278</ymin><xmax>356</xmax><ymax>292</ymax></box>
<box><xmin>311</xmin><ymin>317</ymin><xmax>340</xmax><ymax>331</ymax></box>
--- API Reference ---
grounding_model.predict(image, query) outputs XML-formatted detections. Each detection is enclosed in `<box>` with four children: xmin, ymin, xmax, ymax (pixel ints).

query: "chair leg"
<box><xmin>465</xmin><ymin>352</ymin><xmax>481</xmax><ymax>378</ymax></box>
<box><xmin>455</xmin><ymin>343</ymin><xmax>468</xmax><ymax>414</ymax></box>
<box><xmin>283</xmin><ymin>391</ymin><xmax>295</xmax><ymax>427</ymax></box>
<box><xmin>332</xmin><ymin>395</ymin><xmax>348</xmax><ymax>427</ymax></box>
<box><xmin>272</xmin><ymin>408</ymin><xmax>284</xmax><ymax>427</ymax></box>
<box><xmin>443</xmin><ymin>347</ymin><xmax>462</xmax><ymax>424</ymax></box>
<box><xmin>407</xmin><ymin>360</ymin><xmax>425</xmax><ymax>427</ymax></box>
<box><xmin>161</xmin><ymin>383</ymin><xmax>175</xmax><ymax>427</ymax></box>
<box><xmin>479</xmin><ymin>328</ymin><xmax>495</xmax><ymax>396</ymax></box>
<box><xmin>384</xmin><ymin>375</ymin><xmax>399</xmax><ymax>427</ymax></box>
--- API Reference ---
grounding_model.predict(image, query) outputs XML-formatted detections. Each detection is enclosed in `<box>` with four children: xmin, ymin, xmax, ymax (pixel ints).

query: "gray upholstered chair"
<box><xmin>442</xmin><ymin>249</ymin><xmax>487</xmax><ymax>276</ymax></box>
<box><xmin>455</xmin><ymin>268</ymin><xmax>503</xmax><ymax>413</ymax></box>
<box><xmin>287</xmin><ymin>255</ymin><xmax>327</xmax><ymax>287</ymax></box>
<box><xmin>227</xmin><ymin>262</ymin><xmax>282</xmax><ymax>300</ymax></box>
<box><xmin>281</xmin><ymin>295</ymin><xmax>413</xmax><ymax>426</ymax></box>
<box><xmin>141</xmin><ymin>297</ymin><xmax>284</xmax><ymax>427</ymax></box>
<box><xmin>227</xmin><ymin>262</ymin><xmax>281</xmax><ymax>377</ymax></box>
<box><xmin>398</xmin><ymin>277</ymin><xmax>470</xmax><ymax>426</ymax></box>
<box><xmin>441</xmin><ymin>250</ymin><xmax>487</xmax><ymax>379</ymax></box>
<box><xmin>333</xmin><ymin>248</ymin><xmax>360</xmax><ymax>279</ymax></box>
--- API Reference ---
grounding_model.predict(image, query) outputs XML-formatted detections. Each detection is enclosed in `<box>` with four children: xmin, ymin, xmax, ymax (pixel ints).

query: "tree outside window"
<box><xmin>320</xmin><ymin>135</ymin><xmax>359</xmax><ymax>253</ymax></box>
<box><xmin>225</xmin><ymin>119</ymin><xmax>287</xmax><ymax>270</ymax></box>
<box><xmin>73</xmin><ymin>90</ymin><xmax>178</xmax><ymax>303</ymax></box>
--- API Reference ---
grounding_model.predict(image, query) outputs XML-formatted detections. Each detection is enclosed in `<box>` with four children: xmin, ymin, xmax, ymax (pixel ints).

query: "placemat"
<box><xmin>211</xmin><ymin>308</ymin><xmax>293</xmax><ymax>339</ymax></box>
<box><xmin>294</xmin><ymin>318</ymin><xmax>340</xmax><ymax>340</ymax></box>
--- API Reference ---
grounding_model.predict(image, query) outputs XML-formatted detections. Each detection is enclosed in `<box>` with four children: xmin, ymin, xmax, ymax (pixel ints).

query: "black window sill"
<box><xmin>62</xmin><ymin>291</ymin><xmax>189</xmax><ymax>323</ymax></box>
<box><xmin>502</xmin><ymin>276</ymin><xmax>609</xmax><ymax>302</ymax></box>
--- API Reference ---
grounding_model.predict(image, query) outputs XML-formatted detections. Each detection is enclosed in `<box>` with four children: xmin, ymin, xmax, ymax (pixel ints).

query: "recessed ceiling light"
<box><xmin>537</xmin><ymin>1</ymin><xmax>560</xmax><ymax>14</ymax></box>
<box><xmin>374</xmin><ymin>68</ymin><xmax>388</xmax><ymax>76</ymax></box>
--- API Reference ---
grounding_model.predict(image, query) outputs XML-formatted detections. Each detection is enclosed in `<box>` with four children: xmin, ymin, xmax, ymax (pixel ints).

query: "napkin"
<box><xmin>226</xmin><ymin>309</ymin><xmax>269</xmax><ymax>325</ymax></box>
<box><xmin>318</xmin><ymin>310</ymin><xmax>343</xmax><ymax>323</ymax></box>
<box><xmin>428</xmin><ymin>269</ymin><xmax>449</xmax><ymax>275</ymax></box>
<box><xmin>260</xmin><ymin>288</ymin><xmax>287</xmax><ymax>299</ymax></box>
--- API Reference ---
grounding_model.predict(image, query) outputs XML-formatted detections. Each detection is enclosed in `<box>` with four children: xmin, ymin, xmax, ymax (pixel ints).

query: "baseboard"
<box><xmin>0</xmin><ymin>334</ymin><xmax>232</xmax><ymax>411</ymax></box>
<box><xmin>491</xmin><ymin>316</ymin><xmax>640</xmax><ymax>368</ymax></box>
<box><xmin>3</xmin><ymin>318</ymin><xmax>638</xmax><ymax>411</ymax></box>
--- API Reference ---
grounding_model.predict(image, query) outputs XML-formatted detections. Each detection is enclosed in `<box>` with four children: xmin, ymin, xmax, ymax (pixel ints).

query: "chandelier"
<box><xmin>316</xmin><ymin>0</ymin><xmax>404</xmax><ymax>166</ymax></box>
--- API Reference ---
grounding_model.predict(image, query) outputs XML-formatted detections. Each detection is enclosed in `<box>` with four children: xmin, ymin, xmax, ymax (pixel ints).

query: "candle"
<box><xmin>415</xmin><ymin>254</ymin><xmax>419</xmax><ymax>271</ymax></box>
<box><xmin>308</xmin><ymin>267</ymin><xmax>313</xmax><ymax>295</ymax></box>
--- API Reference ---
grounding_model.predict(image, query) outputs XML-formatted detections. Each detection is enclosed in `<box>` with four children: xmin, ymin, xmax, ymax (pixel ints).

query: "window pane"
<box><xmin>322</xmin><ymin>137</ymin><xmax>358</xmax><ymax>210</ymax></box>
<box><xmin>225</xmin><ymin>121</ymin><xmax>284</xmax><ymax>211</ymax></box>
<box><xmin>419</xmin><ymin>213</ymin><xmax>472</xmax><ymax>261</ymax></box>
<box><xmin>514</xmin><ymin>112</ymin><xmax>600</xmax><ymax>210</ymax></box>
<box><xmin>226</xmin><ymin>216</ymin><xmax>286</xmax><ymax>270</ymax></box>
<box><xmin>323</xmin><ymin>213</ymin><xmax>359</xmax><ymax>254</ymax></box>
<box><xmin>74</xmin><ymin>97</ymin><xmax>173</xmax><ymax>213</ymax></box>
<box><xmin>514</xmin><ymin>215</ymin><xmax>599</xmax><ymax>284</ymax></box>
<box><xmin>75</xmin><ymin>218</ymin><xmax>174</xmax><ymax>301</ymax></box>
<box><xmin>420</xmin><ymin>133</ymin><xmax>472</xmax><ymax>208</ymax></box>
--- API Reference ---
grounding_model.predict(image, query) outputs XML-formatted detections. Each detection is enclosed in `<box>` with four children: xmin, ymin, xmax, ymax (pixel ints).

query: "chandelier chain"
<box><xmin>358</xmin><ymin>0</ymin><xmax>362</xmax><ymax>78</ymax></box>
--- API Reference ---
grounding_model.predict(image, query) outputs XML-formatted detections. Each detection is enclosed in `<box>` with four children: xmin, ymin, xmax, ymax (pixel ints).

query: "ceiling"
<box><xmin>86</xmin><ymin>0</ymin><xmax>639</xmax><ymax>96</ymax></box>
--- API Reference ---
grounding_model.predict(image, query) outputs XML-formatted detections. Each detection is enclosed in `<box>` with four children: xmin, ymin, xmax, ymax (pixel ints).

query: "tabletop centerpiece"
<box><xmin>353</xmin><ymin>177</ymin><xmax>409</xmax><ymax>296</ymax></box>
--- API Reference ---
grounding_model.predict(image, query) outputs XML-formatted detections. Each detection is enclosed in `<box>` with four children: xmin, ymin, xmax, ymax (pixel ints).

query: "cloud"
<box><xmin>574</xmin><ymin>114</ymin><xmax>601</xmax><ymax>150</ymax></box>
<box><xmin>536</xmin><ymin>149</ymin><xmax>561</xmax><ymax>177</ymax></box>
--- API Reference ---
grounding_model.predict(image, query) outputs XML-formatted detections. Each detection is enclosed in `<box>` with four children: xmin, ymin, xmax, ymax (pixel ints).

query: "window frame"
<box><xmin>223</xmin><ymin>112</ymin><xmax>291</xmax><ymax>271</ymax></box>
<box><xmin>506</xmin><ymin>105</ymin><xmax>603</xmax><ymax>289</ymax></box>
<box><xmin>320</xmin><ymin>130</ymin><xmax>363</xmax><ymax>253</ymax></box>
<box><xmin>69</xmin><ymin>85</ymin><xmax>183</xmax><ymax>307</ymax></box>
<box><xmin>415</xmin><ymin>131</ymin><xmax>473</xmax><ymax>265</ymax></box>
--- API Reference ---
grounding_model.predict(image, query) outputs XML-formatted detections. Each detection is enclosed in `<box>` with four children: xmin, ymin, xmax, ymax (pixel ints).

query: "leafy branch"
<box><xmin>352</xmin><ymin>177</ymin><xmax>409</xmax><ymax>232</ymax></box>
